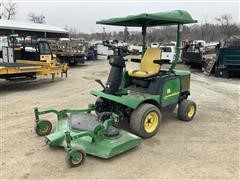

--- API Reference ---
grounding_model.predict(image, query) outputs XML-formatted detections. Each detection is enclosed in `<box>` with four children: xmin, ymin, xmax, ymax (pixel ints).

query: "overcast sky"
<box><xmin>12</xmin><ymin>0</ymin><xmax>240</xmax><ymax>33</ymax></box>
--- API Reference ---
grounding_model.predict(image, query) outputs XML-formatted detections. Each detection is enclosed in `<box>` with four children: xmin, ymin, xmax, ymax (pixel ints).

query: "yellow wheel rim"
<box><xmin>144</xmin><ymin>111</ymin><xmax>159</xmax><ymax>133</ymax></box>
<box><xmin>71</xmin><ymin>153</ymin><xmax>83</xmax><ymax>165</ymax></box>
<box><xmin>40</xmin><ymin>126</ymin><xmax>49</xmax><ymax>133</ymax></box>
<box><xmin>187</xmin><ymin>105</ymin><xmax>195</xmax><ymax>118</ymax></box>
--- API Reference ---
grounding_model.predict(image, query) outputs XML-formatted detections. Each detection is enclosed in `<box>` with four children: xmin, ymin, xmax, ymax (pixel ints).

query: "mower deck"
<box><xmin>34</xmin><ymin>107</ymin><xmax>141</xmax><ymax>166</ymax></box>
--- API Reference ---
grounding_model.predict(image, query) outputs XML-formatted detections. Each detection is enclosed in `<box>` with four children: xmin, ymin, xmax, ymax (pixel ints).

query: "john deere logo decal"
<box><xmin>167</xmin><ymin>88</ymin><xmax>171</xmax><ymax>94</ymax></box>
<box><xmin>163</xmin><ymin>91</ymin><xmax>180</xmax><ymax>100</ymax></box>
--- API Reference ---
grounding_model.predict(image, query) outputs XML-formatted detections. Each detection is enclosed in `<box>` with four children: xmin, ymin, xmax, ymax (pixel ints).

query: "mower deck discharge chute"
<box><xmin>34</xmin><ymin>10</ymin><xmax>197</xmax><ymax>167</ymax></box>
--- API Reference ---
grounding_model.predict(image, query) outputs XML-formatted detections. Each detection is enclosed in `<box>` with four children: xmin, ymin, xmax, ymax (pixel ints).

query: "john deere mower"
<box><xmin>92</xmin><ymin>10</ymin><xmax>198</xmax><ymax>138</ymax></box>
<box><xmin>34</xmin><ymin>10</ymin><xmax>197</xmax><ymax>167</ymax></box>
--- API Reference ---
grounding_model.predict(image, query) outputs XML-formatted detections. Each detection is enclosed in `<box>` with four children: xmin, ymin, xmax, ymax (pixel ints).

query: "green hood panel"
<box><xmin>91</xmin><ymin>90</ymin><xmax>160</xmax><ymax>109</ymax></box>
<box><xmin>174</xmin><ymin>69</ymin><xmax>191</xmax><ymax>76</ymax></box>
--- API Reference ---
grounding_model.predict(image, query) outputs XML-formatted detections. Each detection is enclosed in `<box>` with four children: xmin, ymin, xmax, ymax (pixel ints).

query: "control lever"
<box><xmin>95</xmin><ymin>79</ymin><xmax>105</xmax><ymax>89</ymax></box>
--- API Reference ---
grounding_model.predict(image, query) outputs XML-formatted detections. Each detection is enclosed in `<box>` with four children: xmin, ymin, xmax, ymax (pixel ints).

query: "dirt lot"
<box><xmin>1</xmin><ymin>59</ymin><xmax>239</xmax><ymax>179</ymax></box>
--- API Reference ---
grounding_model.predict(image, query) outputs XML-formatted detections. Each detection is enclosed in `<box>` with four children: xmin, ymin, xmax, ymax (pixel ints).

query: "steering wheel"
<box><xmin>103</xmin><ymin>43</ymin><xmax>130</xmax><ymax>56</ymax></box>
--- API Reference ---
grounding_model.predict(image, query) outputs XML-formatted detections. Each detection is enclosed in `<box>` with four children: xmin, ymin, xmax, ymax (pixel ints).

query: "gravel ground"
<box><xmin>1</xmin><ymin>59</ymin><xmax>239</xmax><ymax>179</ymax></box>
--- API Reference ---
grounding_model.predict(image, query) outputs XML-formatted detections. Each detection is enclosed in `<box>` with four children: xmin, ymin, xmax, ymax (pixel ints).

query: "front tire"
<box><xmin>130</xmin><ymin>103</ymin><xmax>161</xmax><ymax>138</ymax></box>
<box><xmin>65</xmin><ymin>149</ymin><xmax>86</xmax><ymax>167</ymax></box>
<box><xmin>35</xmin><ymin>120</ymin><xmax>52</xmax><ymax>136</ymax></box>
<box><xmin>178</xmin><ymin>99</ymin><xmax>197</xmax><ymax>121</ymax></box>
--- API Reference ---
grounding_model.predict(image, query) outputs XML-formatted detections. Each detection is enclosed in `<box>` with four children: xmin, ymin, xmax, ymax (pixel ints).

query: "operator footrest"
<box><xmin>69</xmin><ymin>113</ymin><xmax>100</xmax><ymax>132</ymax></box>
<box><xmin>69</xmin><ymin>112</ymin><xmax>119</xmax><ymax>138</ymax></box>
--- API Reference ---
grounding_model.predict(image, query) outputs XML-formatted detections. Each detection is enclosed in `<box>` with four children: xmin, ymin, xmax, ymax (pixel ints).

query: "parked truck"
<box><xmin>48</xmin><ymin>39</ymin><xmax>86</xmax><ymax>66</ymax></box>
<box><xmin>181</xmin><ymin>40</ymin><xmax>204</xmax><ymax>67</ymax></box>
<box><xmin>214</xmin><ymin>48</ymin><xmax>240</xmax><ymax>77</ymax></box>
<box><xmin>202</xmin><ymin>36</ymin><xmax>240</xmax><ymax>78</ymax></box>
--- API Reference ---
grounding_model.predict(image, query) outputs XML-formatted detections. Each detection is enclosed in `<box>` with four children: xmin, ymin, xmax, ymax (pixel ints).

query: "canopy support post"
<box><xmin>169</xmin><ymin>24</ymin><xmax>182</xmax><ymax>73</ymax></box>
<box><xmin>141</xmin><ymin>25</ymin><xmax>147</xmax><ymax>56</ymax></box>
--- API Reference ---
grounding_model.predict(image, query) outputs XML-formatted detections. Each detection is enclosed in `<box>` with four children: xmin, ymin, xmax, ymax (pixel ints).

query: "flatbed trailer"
<box><xmin>0</xmin><ymin>60</ymin><xmax>68</xmax><ymax>80</ymax></box>
<box><xmin>0</xmin><ymin>40</ymin><xmax>68</xmax><ymax>81</ymax></box>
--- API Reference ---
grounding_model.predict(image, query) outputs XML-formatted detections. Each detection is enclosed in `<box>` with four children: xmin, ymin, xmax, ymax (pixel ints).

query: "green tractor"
<box><xmin>34</xmin><ymin>10</ymin><xmax>197</xmax><ymax>167</ymax></box>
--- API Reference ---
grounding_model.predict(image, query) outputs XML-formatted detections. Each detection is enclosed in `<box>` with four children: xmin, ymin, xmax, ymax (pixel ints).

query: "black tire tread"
<box><xmin>35</xmin><ymin>120</ymin><xmax>52</xmax><ymax>136</ymax></box>
<box><xmin>65</xmin><ymin>149</ymin><xmax>86</xmax><ymax>168</ymax></box>
<box><xmin>130</xmin><ymin>103</ymin><xmax>161</xmax><ymax>138</ymax></box>
<box><xmin>178</xmin><ymin>99</ymin><xmax>197</xmax><ymax>121</ymax></box>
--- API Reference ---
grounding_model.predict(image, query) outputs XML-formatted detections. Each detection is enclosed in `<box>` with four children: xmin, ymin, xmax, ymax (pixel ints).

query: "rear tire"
<box><xmin>215</xmin><ymin>69</ymin><xmax>229</xmax><ymax>78</ymax></box>
<box><xmin>178</xmin><ymin>99</ymin><xmax>196</xmax><ymax>121</ymax></box>
<box><xmin>130</xmin><ymin>103</ymin><xmax>161</xmax><ymax>138</ymax></box>
<box><xmin>222</xmin><ymin>70</ymin><xmax>229</xmax><ymax>78</ymax></box>
<box><xmin>69</xmin><ymin>61</ymin><xmax>78</xmax><ymax>66</ymax></box>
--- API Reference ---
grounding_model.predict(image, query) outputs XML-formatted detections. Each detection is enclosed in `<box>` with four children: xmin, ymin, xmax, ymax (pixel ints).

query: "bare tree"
<box><xmin>0</xmin><ymin>3</ymin><xmax>2</xmax><ymax>19</ymax></box>
<box><xmin>68</xmin><ymin>13</ymin><xmax>239</xmax><ymax>43</ymax></box>
<box><xmin>28</xmin><ymin>12</ymin><xmax>46</xmax><ymax>24</ymax></box>
<box><xmin>216</xmin><ymin>14</ymin><xmax>239</xmax><ymax>40</ymax></box>
<box><xmin>200</xmin><ymin>17</ymin><xmax>219</xmax><ymax>42</ymax></box>
<box><xmin>123</xmin><ymin>26</ymin><xmax>130</xmax><ymax>42</ymax></box>
<box><xmin>2</xmin><ymin>0</ymin><xmax>17</xmax><ymax>20</ymax></box>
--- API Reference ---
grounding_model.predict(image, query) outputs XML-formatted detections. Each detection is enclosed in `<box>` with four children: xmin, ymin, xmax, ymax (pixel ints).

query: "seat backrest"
<box><xmin>140</xmin><ymin>48</ymin><xmax>161</xmax><ymax>73</ymax></box>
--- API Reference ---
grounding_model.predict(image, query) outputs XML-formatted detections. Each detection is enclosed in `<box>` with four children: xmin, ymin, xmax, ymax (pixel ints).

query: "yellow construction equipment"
<box><xmin>0</xmin><ymin>41</ymin><xmax>68</xmax><ymax>80</ymax></box>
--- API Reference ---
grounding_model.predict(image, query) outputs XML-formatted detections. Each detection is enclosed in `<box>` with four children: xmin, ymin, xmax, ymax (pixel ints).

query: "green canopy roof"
<box><xmin>96</xmin><ymin>10</ymin><xmax>197</xmax><ymax>27</ymax></box>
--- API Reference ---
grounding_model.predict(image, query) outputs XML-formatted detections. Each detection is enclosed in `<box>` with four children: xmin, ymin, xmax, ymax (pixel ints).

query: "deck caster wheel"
<box><xmin>178</xmin><ymin>99</ymin><xmax>197</xmax><ymax>121</ymax></box>
<box><xmin>35</xmin><ymin>120</ymin><xmax>52</xmax><ymax>136</ymax></box>
<box><xmin>65</xmin><ymin>149</ymin><xmax>86</xmax><ymax>167</ymax></box>
<box><xmin>130</xmin><ymin>103</ymin><xmax>161</xmax><ymax>138</ymax></box>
